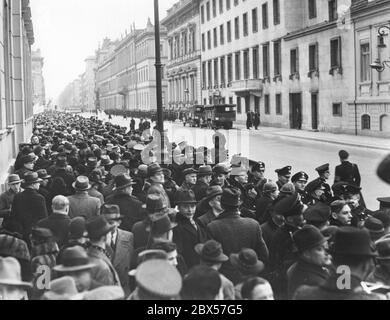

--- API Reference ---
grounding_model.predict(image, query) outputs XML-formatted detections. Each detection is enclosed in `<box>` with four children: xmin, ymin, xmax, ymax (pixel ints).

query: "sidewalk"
<box><xmin>235</xmin><ymin>123</ymin><xmax>390</xmax><ymax>152</ymax></box>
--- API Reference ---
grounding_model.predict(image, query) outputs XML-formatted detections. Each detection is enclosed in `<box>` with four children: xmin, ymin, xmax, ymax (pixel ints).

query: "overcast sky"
<box><xmin>30</xmin><ymin>0</ymin><xmax>178</xmax><ymax>103</ymax></box>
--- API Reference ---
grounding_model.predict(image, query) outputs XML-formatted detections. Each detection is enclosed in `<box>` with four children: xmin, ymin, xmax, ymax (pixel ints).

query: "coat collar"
<box><xmin>216</xmin><ymin>209</ymin><xmax>241</xmax><ymax>220</ymax></box>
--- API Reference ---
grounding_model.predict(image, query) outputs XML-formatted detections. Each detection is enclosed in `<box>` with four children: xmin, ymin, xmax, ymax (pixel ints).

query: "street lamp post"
<box><xmin>154</xmin><ymin>0</ymin><xmax>165</xmax><ymax>162</ymax></box>
<box><xmin>371</xmin><ymin>25</ymin><xmax>390</xmax><ymax>72</ymax></box>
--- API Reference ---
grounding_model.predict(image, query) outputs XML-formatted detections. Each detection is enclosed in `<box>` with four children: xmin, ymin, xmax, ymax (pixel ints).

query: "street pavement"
<box><xmin>83</xmin><ymin>112</ymin><xmax>389</xmax><ymax>211</ymax></box>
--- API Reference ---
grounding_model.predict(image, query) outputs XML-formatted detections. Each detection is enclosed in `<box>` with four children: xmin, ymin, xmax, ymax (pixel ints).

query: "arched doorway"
<box><xmin>380</xmin><ymin>115</ymin><xmax>390</xmax><ymax>132</ymax></box>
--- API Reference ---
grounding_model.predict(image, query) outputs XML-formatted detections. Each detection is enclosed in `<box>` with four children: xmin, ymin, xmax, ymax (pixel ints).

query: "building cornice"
<box><xmin>161</xmin><ymin>0</ymin><xmax>199</xmax><ymax>27</ymax></box>
<box><xmin>352</xmin><ymin>2</ymin><xmax>390</xmax><ymax>21</ymax></box>
<box><xmin>283</xmin><ymin>21</ymin><xmax>338</xmax><ymax>41</ymax></box>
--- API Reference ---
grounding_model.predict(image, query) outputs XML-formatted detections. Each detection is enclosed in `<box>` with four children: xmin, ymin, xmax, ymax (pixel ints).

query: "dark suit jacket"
<box><xmin>197</xmin><ymin>210</ymin><xmax>217</xmax><ymax>231</ymax></box>
<box><xmin>293</xmin><ymin>274</ymin><xmax>382</xmax><ymax>300</ymax></box>
<box><xmin>106</xmin><ymin>192</ymin><xmax>144</xmax><ymax>232</ymax></box>
<box><xmin>255</xmin><ymin>195</ymin><xmax>273</xmax><ymax>224</ymax></box>
<box><xmin>173</xmin><ymin>214</ymin><xmax>208</xmax><ymax>269</ymax></box>
<box><xmin>207</xmin><ymin>209</ymin><xmax>269</xmax><ymax>263</ymax></box>
<box><xmin>260</xmin><ymin>219</ymin><xmax>280</xmax><ymax>257</ymax></box>
<box><xmin>287</xmin><ymin>259</ymin><xmax>330</xmax><ymax>300</ymax></box>
<box><xmin>132</xmin><ymin>220</ymin><xmax>150</xmax><ymax>250</ymax></box>
<box><xmin>208</xmin><ymin>209</ymin><xmax>269</xmax><ymax>283</ymax></box>
<box><xmin>193</xmin><ymin>180</ymin><xmax>209</xmax><ymax>201</ymax></box>
<box><xmin>38</xmin><ymin>213</ymin><xmax>71</xmax><ymax>248</ymax></box>
<box><xmin>35</xmin><ymin>156</ymin><xmax>51</xmax><ymax>171</ymax></box>
<box><xmin>53</xmin><ymin>169</ymin><xmax>75</xmax><ymax>194</ymax></box>
<box><xmin>11</xmin><ymin>188</ymin><xmax>48</xmax><ymax>240</ymax></box>
<box><xmin>334</xmin><ymin>161</ymin><xmax>361</xmax><ymax>186</ymax></box>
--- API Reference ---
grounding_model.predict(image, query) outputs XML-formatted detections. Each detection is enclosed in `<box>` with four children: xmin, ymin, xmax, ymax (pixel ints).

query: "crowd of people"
<box><xmin>0</xmin><ymin>111</ymin><xmax>389</xmax><ymax>300</ymax></box>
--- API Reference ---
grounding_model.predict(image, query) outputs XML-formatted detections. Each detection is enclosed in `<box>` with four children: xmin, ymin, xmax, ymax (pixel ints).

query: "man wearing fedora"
<box><xmin>256</xmin><ymin>181</ymin><xmax>279</xmax><ymax>224</ymax></box>
<box><xmin>132</xmin><ymin>194</ymin><xmax>175</xmax><ymax>250</ymax></box>
<box><xmin>15</xmin><ymin>154</ymin><xmax>36</xmax><ymax>180</ymax></box>
<box><xmin>0</xmin><ymin>257</ymin><xmax>32</xmax><ymax>300</ymax></box>
<box><xmin>195</xmin><ymin>240</ymin><xmax>235</xmax><ymax>300</ymax></box>
<box><xmin>10</xmin><ymin>172</ymin><xmax>48</xmax><ymax>242</ymax></box>
<box><xmin>0</xmin><ymin>174</ymin><xmax>22</xmax><ymax>219</ymax></box>
<box><xmin>106</xmin><ymin>173</ymin><xmax>143</xmax><ymax>232</ymax></box>
<box><xmin>67</xmin><ymin>176</ymin><xmax>101</xmax><ymax>220</ymax></box>
<box><xmin>287</xmin><ymin>225</ymin><xmax>332</xmax><ymax>299</ymax></box>
<box><xmin>267</xmin><ymin>192</ymin><xmax>306</xmax><ymax>299</ymax></box>
<box><xmin>33</xmin><ymin>145</ymin><xmax>51</xmax><ymax>171</ymax></box>
<box><xmin>86</xmin><ymin>216</ymin><xmax>121</xmax><ymax>287</ymax></box>
<box><xmin>173</xmin><ymin>190</ymin><xmax>208</xmax><ymax>269</ymax></box>
<box><xmin>230</xmin><ymin>248</ymin><xmax>266</xmax><ymax>299</ymax></box>
<box><xmin>101</xmin><ymin>204</ymin><xmax>134</xmax><ymax>296</ymax></box>
<box><xmin>193</xmin><ymin>165</ymin><xmax>213</xmax><ymax>201</ymax></box>
<box><xmin>54</xmin><ymin>246</ymin><xmax>97</xmax><ymax>293</ymax></box>
<box><xmin>196</xmin><ymin>186</ymin><xmax>224</xmax><ymax>230</ymax></box>
<box><xmin>145</xmin><ymin>163</ymin><xmax>171</xmax><ymax>208</ymax></box>
<box><xmin>207</xmin><ymin>188</ymin><xmax>269</xmax><ymax>283</ymax></box>
<box><xmin>36</xmin><ymin>169</ymin><xmax>52</xmax><ymax>210</ymax></box>
<box><xmin>294</xmin><ymin>227</ymin><xmax>381</xmax><ymax>300</ymax></box>
<box><xmin>52</xmin><ymin>156</ymin><xmax>75</xmax><ymax>195</ymax></box>
<box><xmin>87</xmin><ymin>169</ymin><xmax>105</xmax><ymax>205</ymax></box>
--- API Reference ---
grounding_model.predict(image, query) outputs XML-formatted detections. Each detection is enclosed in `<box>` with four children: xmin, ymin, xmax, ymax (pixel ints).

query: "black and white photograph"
<box><xmin>0</xmin><ymin>0</ymin><xmax>390</xmax><ymax>305</ymax></box>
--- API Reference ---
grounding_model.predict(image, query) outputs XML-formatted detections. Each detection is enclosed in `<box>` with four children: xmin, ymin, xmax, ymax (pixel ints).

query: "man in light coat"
<box><xmin>67</xmin><ymin>176</ymin><xmax>101</xmax><ymax>220</ymax></box>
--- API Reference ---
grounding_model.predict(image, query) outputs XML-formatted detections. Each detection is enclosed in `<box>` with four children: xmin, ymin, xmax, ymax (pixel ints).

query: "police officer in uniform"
<box><xmin>291</xmin><ymin>172</ymin><xmax>309</xmax><ymax>204</ymax></box>
<box><xmin>275</xmin><ymin>166</ymin><xmax>292</xmax><ymax>191</ymax></box>
<box><xmin>314</xmin><ymin>164</ymin><xmax>333</xmax><ymax>204</ymax></box>
<box><xmin>304</xmin><ymin>180</ymin><xmax>326</xmax><ymax>206</ymax></box>
<box><xmin>248</xmin><ymin>161</ymin><xmax>268</xmax><ymax>198</ymax></box>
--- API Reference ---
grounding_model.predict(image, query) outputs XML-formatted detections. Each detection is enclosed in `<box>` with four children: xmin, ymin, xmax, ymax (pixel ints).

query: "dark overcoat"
<box><xmin>11</xmin><ymin>188</ymin><xmax>48</xmax><ymax>240</ymax></box>
<box><xmin>173</xmin><ymin>214</ymin><xmax>208</xmax><ymax>269</ymax></box>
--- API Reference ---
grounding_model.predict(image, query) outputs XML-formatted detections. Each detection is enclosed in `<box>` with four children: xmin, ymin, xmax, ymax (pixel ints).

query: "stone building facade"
<box><xmin>162</xmin><ymin>0</ymin><xmax>202</xmax><ymax>115</ymax></box>
<box><xmin>95</xmin><ymin>19</ymin><xmax>168</xmax><ymax>113</ymax></box>
<box><xmin>0</xmin><ymin>0</ymin><xmax>35</xmax><ymax>187</ymax></box>
<box><xmin>350</xmin><ymin>0</ymin><xmax>390</xmax><ymax>137</ymax></box>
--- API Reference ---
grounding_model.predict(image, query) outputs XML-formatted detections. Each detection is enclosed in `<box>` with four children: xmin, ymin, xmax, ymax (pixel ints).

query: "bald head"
<box><xmin>52</xmin><ymin>195</ymin><xmax>70</xmax><ymax>215</ymax></box>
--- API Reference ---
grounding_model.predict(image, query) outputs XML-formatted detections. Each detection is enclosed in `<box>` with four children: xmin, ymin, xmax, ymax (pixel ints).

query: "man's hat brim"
<box><xmin>194</xmin><ymin>243</ymin><xmax>229</xmax><ymax>263</ymax></box>
<box><xmin>53</xmin><ymin>263</ymin><xmax>96</xmax><ymax>273</ymax></box>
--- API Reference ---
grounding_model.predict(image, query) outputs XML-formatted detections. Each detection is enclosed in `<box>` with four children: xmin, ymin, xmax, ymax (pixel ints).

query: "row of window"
<box><xmin>200</xmin><ymin>38</ymin><xmax>342</xmax><ymax>88</ymax></box>
<box><xmin>200</xmin><ymin>0</ymin><xmax>338</xmax><ymax>27</ymax></box>
<box><xmin>201</xmin><ymin>0</ymin><xmax>280</xmax><ymax>28</ymax></box>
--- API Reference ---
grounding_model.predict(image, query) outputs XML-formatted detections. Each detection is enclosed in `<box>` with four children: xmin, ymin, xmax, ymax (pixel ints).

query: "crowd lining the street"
<box><xmin>0</xmin><ymin>111</ymin><xmax>389</xmax><ymax>300</ymax></box>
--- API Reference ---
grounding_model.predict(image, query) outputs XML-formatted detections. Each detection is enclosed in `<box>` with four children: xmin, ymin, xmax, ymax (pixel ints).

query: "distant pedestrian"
<box><xmin>254</xmin><ymin>113</ymin><xmax>260</xmax><ymax>130</ymax></box>
<box><xmin>246</xmin><ymin>112</ymin><xmax>253</xmax><ymax>130</ymax></box>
